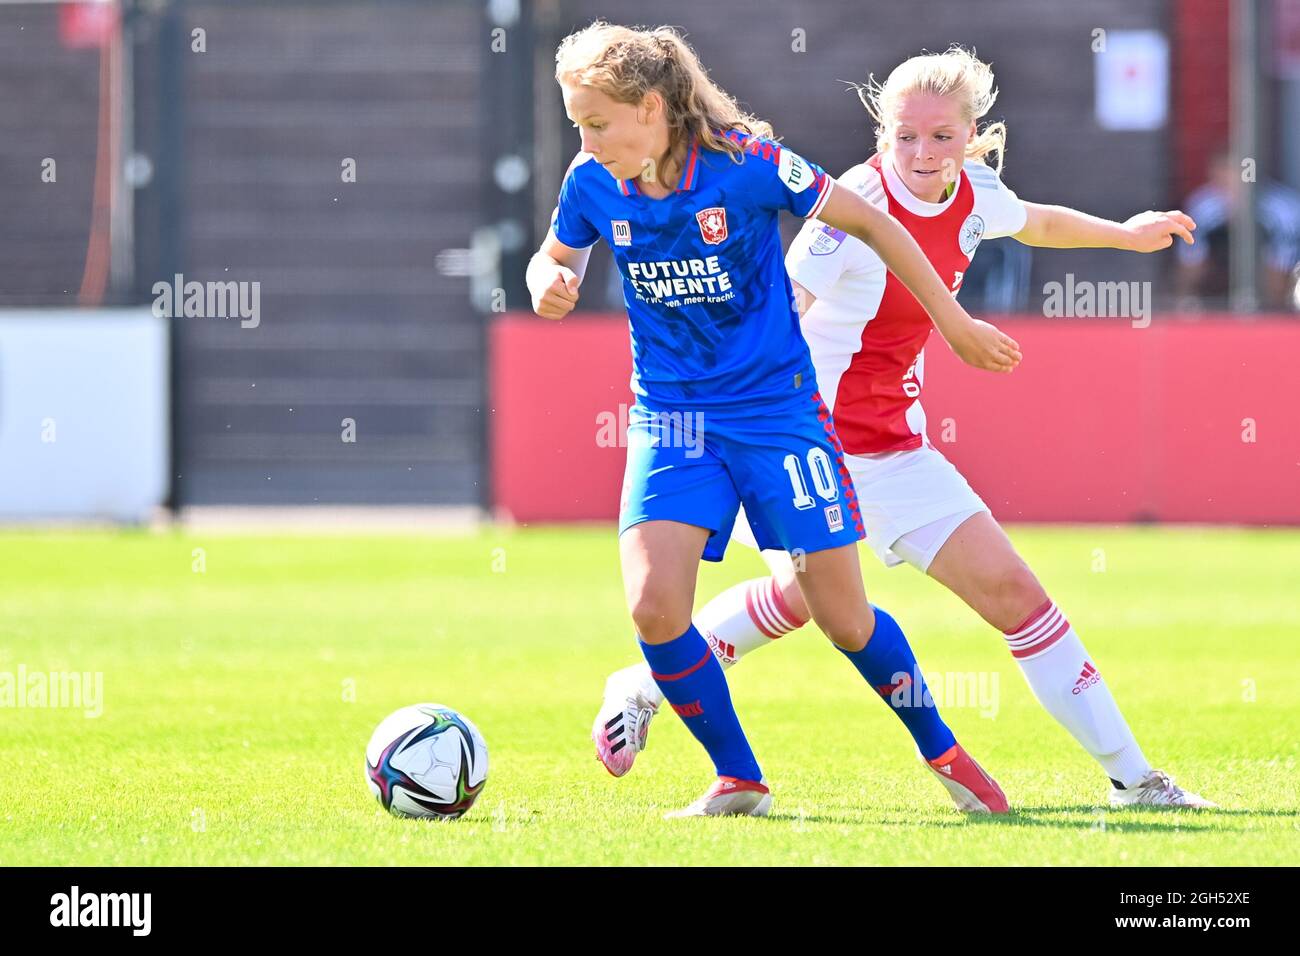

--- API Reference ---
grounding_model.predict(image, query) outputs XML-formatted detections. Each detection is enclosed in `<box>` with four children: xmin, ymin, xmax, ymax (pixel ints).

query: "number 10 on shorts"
<box><xmin>783</xmin><ymin>448</ymin><xmax>839</xmax><ymax>510</ymax></box>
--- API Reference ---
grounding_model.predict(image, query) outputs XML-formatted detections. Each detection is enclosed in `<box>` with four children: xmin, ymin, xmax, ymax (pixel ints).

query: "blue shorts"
<box><xmin>618</xmin><ymin>387</ymin><xmax>865</xmax><ymax>562</ymax></box>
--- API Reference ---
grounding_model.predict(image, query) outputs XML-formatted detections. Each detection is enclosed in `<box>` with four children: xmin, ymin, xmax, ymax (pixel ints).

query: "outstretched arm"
<box><xmin>1014</xmin><ymin>203</ymin><xmax>1196</xmax><ymax>252</ymax></box>
<box><xmin>817</xmin><ymin>185</ymin><xmax>1021</xmax><ymax>372</ymax></box>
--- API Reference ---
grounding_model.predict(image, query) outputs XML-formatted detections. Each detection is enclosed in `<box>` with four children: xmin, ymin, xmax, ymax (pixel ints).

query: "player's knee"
<box><xmin>626</xmin><ymin>588</ymin><xmax>691</xmax><ymax>644</ymax></box>
<box><xmin>816</xmin><ymin>604</ymin><xmax>875</xmax><ymax>654</ymax></box>
<box><xmin>825</xmin><ymin>622</ymin><xmax>872</xmax><ymax>653</ymax></box>
<box><xmin>990</xmin><ymin>564</ymin><xmax>1048</xmax><ymax>631</ymax></box>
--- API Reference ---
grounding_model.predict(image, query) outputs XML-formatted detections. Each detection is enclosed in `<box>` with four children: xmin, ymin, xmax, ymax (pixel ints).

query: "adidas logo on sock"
<box><xmin>875</xmin><ymin>673</ymin><xmax>912</xmax><ymax>697</ymax></box>
<box><xmin>672</xmin><ymin>700</ymin><xmax>704</xmax><ymax>718</ymax></box>
<box><xmin>1072</xmin><ymin>661</ymin><xmax>1101</xmax><ymax>695</ymax></box>
<box><xmin>705</xmin><ymin>632</ymin><xmax>738</xmax><ymax>665</ymax></box>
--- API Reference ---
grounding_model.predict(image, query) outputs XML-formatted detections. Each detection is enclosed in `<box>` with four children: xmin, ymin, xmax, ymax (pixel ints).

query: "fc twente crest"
<box><xmin>695</xmin><ymin>207</ymin><xmax>728</xmax><ymax>245</ymax></box>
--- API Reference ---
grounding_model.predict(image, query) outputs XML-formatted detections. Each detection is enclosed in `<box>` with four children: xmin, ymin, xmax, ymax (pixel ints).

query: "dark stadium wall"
<box><xmin>0</xmin><ymin>4</ymin><xmax>102</xmax><ymax>305</ymax></box>
<box><xmin>162</xmin><ymin>0</ymin><xmax>489</xmax><ymax>506</ymax></box>
<box><xmin>2</xmin><ymin>1</ymin><xmax>497</xmax><ymax>508</ymax></box>
<box><xmin>490</xmin><ymin>313</ymin><xmax>1300</xmax><ymax>525</ymax></box>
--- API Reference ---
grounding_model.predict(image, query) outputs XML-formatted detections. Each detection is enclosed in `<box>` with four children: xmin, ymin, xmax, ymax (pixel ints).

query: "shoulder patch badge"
<box><xmin>809</xmin><ymin>224</ymin><xmax>846</xmax><ymax>256</ymax></box>
<box><xmin>777</xmin><ymin>149</ymin><xmax>815</xmax><ymax>193</ymax></box>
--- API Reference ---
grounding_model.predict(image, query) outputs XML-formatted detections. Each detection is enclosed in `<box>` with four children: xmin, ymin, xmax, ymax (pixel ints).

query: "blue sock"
<box><xmin>639</xmin><ymin>624</ymin><xmax>762</xmax><ymax>781</ymax></box>
<box><xmin>836</xmin><ymin>606</ymin><xmax>957</xmax><ymax>761</ymax></box>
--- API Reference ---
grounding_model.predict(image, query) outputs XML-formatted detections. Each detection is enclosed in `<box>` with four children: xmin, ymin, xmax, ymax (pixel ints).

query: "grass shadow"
<box><xmin>750</xmin><ymin>804</ymin><xmax>1297</xmax><ymax>832</ymax></box>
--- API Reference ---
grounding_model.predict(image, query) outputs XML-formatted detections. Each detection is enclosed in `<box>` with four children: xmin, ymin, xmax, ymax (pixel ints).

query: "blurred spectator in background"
<box><xmin>957</xmin><ymin>236</ymin><xmax>1034</xmax><ymax>313</ymax></box>
<box><xmin>1176</xmin><ymin>151</ymin><xmax>1300</xmax><ymax>312</ymax></box>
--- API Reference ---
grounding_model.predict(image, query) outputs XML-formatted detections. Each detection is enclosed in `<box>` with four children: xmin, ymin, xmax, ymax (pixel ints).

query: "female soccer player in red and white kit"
<box><xmin>596</xmin><ymin>45</ymin><xmax>1215</xmax><ymax>809</ymax></box>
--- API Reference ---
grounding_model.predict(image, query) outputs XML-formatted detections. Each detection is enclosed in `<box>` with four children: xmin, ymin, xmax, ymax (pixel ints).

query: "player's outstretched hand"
<box><xmin>947</xmin><ymin>318</ymin><xmax>1021</xmax><ymax>373</ymax></box>
<box><xmin>1123</xmin><ymin>210</ymin><xmax>1196</xmax><ymax>253</ymax></box>
<box><xmin>531</xmin><ymin>266</ymin><xmax>582</xmax><ymax>320</ymax></box>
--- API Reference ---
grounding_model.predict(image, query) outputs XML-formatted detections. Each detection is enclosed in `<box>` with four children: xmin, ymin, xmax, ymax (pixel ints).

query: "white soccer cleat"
<box><xmin>1109</xmin><ymin>770</ymin><xmax>1218</xmax><ymax>808</ymax></box>
<box><xmin>592</xmin><ymin>664</ymin><xmax>659</xmax><ymax>777</ymax></box>
<box><xmin>664</xmin><ymin>776</ymin><xmax>772</xmax><ymax>819</ymax></box>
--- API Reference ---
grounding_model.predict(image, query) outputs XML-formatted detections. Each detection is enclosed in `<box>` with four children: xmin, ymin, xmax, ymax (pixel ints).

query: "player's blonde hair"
<box><xmin>856</xmin><ymin>45</ymin><xmax>1007</xmax><ymax>174</ymax></box>
<box><xmin>554</xmin><ymin>21</ymin><xmax>773</xmax><ymax>166</ymax></box>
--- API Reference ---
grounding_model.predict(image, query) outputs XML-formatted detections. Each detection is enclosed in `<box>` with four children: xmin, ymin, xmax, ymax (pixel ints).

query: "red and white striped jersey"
<box><xmin>786</xmin><ymin>153</ymin><xmax>1027</xmax><ymax>454</ymax></box>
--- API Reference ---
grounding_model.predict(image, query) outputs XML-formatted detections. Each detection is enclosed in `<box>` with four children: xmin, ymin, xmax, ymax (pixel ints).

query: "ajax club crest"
<box><xmin>958</xmin><ymin>213</ymin><xmax>986</xmax><ymax>257</ymax></box>
<box><xmin>695</xmin><ymin>207</ymin><xmax>728</xmax><ymax>245</ymax></box>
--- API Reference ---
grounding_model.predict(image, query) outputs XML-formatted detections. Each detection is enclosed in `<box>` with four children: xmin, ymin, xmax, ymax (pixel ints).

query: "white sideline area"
<box><xmin>176</xmin><ymin>506</ymin><xmax>486</xmax><ymax>535</ymax></box>
<box><xmin>0</xmin><ymin>308</ymin><xmax>168</xmax><ymax>523</ymax></box>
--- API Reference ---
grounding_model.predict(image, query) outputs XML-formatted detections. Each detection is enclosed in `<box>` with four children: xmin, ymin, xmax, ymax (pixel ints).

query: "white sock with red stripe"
<box><xmin>640</xmin><ymin>577</ymin><xmax>808</xmax><ymax>710</ymax></box>
<box><xmin>1004</xmin><ymin>599</ymin><xmax>1151</xmax><ymax>788</ymax></box>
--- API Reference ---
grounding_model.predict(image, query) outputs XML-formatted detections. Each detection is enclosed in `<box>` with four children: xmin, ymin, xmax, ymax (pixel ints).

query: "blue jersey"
<box><xmin>550</xmin><ymin>133</ymin><xmax>835</xmax><ymax>410</ymax></box>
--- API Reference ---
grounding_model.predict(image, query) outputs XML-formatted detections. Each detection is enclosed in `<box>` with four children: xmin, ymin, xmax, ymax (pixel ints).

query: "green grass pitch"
<box><xmin>0</xmin><ymin>525</ymin><xmax>1296</xmax><ymax>866</ymax></box>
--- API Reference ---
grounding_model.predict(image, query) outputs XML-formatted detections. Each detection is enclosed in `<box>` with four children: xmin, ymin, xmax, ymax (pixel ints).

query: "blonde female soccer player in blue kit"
<box><xmin>528</xmin><ymin>22</ymin><xmax>1019</xmax><ymax>816</ymax></box>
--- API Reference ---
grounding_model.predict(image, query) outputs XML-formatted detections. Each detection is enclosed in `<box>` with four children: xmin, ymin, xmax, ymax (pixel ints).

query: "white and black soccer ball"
<box><xmin>365</xmin><ymin>704</ymin><xmax>489</xmax><ymax>819</ymax></box>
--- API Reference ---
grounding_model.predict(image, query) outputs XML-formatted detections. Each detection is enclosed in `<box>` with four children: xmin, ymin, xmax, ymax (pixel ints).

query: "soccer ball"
<box><xmin>365</xmin><ymin>704</ymin><xmax>489</xmax><ymax>819</ymax></box>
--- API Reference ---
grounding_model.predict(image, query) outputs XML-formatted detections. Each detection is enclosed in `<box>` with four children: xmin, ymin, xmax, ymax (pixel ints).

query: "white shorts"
<box><xmin>732</xmin><ymin>442</ymin><xmax>989</xmax><ymax>572</ymax></box>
